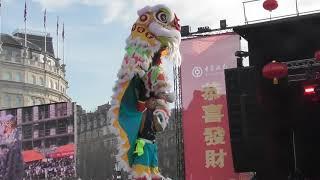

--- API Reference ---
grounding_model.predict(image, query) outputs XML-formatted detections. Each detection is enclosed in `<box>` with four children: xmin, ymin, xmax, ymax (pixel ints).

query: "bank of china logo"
<box><xmin>192</xmin><ymin>66</ymin><xmax>203</xmax><ymax>78</ymax></box>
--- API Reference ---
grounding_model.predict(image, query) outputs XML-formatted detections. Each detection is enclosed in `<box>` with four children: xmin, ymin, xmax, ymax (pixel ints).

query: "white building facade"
<box><xmin>0</xmin><ymin>32</ymin><xmax>71</xmax><ymax>109</ymax></box>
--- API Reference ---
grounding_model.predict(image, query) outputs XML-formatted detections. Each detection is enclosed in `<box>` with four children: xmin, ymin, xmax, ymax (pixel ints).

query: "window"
<box><xmin>32</xmin><ymin>75</ymin><xmax>36</xmax><ymax>84</ymax></box>
<box><xmin>87</xmin><ymin>121</ymin><xmax>91</xmax><ymax>130</ymax></box>
<box><xmin>12</xmin><ymin>51</ymin><xmax>21</xmax><ymax>63</ymax></box>
<box><xmin>50</xmin><ymin>80</ymin><xmax>53</xmax><ymax>88</ymax></box>
<box><xmin>15</xmin><ymin>72</ymin><xmax>22</xmax><ymax>82</ymax></box>
<box><xmin>22</xmin><ymin>125</ymin><xmax>32</xmax><ymax>140</ymax></box>
<box><xmin>93</xmin><ymin>119</ymin><xmax>97</xmax><ymax>128</ymax></box>
<box><xmin>4</xmin><ymin>95</ymin><xmax>11</xmax><ymax>107</ymax></box>
<box><xmin>31</xmin><ymin>97</ymin><xmax>36</xmax><ymax>105</ymax></box>
<box><xmin>30</xmin><ymin>60</ymin><xmax>35</xmax><ymax>65</ymax></box>
<box><xmin>6</xmin><ymin>108</ymin><xmax>17</xmax><ymax>117</ymax></box>
<box><xmin>35</xmin><ymin>98</ymin><xmax>41</xmax><ymax>105</ymax></box>
<box><xmin>166</xmin><ymin>159</ymin><xmax>170</xmax><ymax>168</ymax></box>
<box><xmin>5</xmin><ymin>49</ymin><xmax>12</xmax><ymax>61</ymax></box>
<box><xmin>55</xmin><ymin>103</ymin><xmax>67</xmax><ymax>117</ymax></box>
<box><xmin>55</xmin><ymin>82</ymin><xmax>59</xmax><ymax>90</ymax></box>
<box><xmin>22</xmin><ymin>107</ymin><xmax>33</xmax><ymax>122</ymax></box>
<box><xmin>39</xmin><ymin>105</ymin><xmax>50</xmax><ymax>119</ymax></box>
<box><xmin>3</xmin><ymin>72</ymin><xmax>11</xmax><ymax>81</ymax></box>
<box><xmin>39</xmin><ymin>77</ymin><xmax>44</xmax><ymax>86</ymax></box>
<box><xmin>16</xmin><ymin>96</ymin><xmax>23</xmax><ymax>107</ymax></box>
<box><xmin>38</xmin><ymin>98</ymin><xmax>44</xmax><ymax>104</ymax></box>
<box><xmin>51</xmin><ymin>61</ymin><xmax>56</xmax><ymax>67</ymax></box>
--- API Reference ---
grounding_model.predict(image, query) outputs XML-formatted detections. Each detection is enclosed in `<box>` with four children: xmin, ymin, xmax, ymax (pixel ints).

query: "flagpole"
<box><xmin>24</xmin><ymin>0</ymin><xmax>27</xmax><ymax>48</ymax></box>
<box><xmin>0</xmin><ymin>0</ymin><xmax>2</xmax><ymax>40</ymax></box>
<box><xmin>44</xmin><ymin>9</ymin><xmax>47</xmax><ymax>54</ymax></box>
<box><xmin>62</xmin><ymin>23</ymin><xmax>64</xmax><ymax>64</ymax></box>
<box><xmin>56</xmin><ymin>16</ymin><xmax>59</xmax><ymax>59</ymax></box>
<box><xmin>0</xmin><ymin>0</ymin><xmax>3</xmax><ymax>53</ymax></box>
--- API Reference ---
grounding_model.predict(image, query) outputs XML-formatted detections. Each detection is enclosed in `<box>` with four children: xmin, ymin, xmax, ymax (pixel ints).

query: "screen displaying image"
<box><xmin>0</xmin><ymin>102</ymin><xmax>76</xmax><ymax>179</ymax></box>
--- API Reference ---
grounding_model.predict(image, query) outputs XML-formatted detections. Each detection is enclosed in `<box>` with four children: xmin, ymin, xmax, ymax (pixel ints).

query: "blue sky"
<box><xmin>1</xmin><ymin>0</ymin><xmax>318</xmax><ymax>111</ymax></box>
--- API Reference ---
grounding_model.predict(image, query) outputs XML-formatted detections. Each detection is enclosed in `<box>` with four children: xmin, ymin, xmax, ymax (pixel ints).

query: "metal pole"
<box><xmin>56</xmin><ymin>16</ymin><xmax>59</xmax><ymax>59</ymax></box>
<box><xmin>24</xmin><ymin>0</ymin><xmax>27</xmax><ymax>48</ymax></box>
<box><xmin>269</xmin><ymin>12</ymin><xmax>272</xmax><ymax>20</ymax></box>
<box><xmin>44</xmin><ymin>9</ymin><xmax>47</xmax><ymax>54</ymax></box>
<box><xmin>242</xmin><ymin>2</ymin><xmax>248</xmax><ymax>24</ymax></box>
<box><xmin>295</xmin><ymin>0</ymin><xmax>299</xmax><ymax>16</ymax></box>
<box><xmin>73</xmin><ymin>103</ymin><xmax>78</xmax><ymax>178</ymax></box>
<box><xmin>292</xmin><ymin>129</ymin><xmax>297</xmax><ymax>171</ymax></box>
<box><xmin>0</xmin><ymin>0</ymin><xmax>2</xmax><ymax>53</ymax></box>
<box><xmin>24</xmin><ymin>17</ymin><xmax>27</xmax><ymax>47</ymax></box>
<box><xmin>62</xmin><ymin>33</ymin><xmax>64</xmax><ymax>64</ymax></box>
<box><xmin>44</xmin><ymin>28</ymin><xmax>47</xmax><ymax>54</ymax></box>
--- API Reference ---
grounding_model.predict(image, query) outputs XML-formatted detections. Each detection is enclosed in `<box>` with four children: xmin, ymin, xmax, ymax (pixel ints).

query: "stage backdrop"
<box><xmin>181</xmin><ymin>33</ymin><xmax>250</xmax><ymax>180</ymax></box>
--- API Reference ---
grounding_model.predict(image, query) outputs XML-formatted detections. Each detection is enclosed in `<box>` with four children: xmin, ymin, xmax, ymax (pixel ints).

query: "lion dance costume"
<box><xmin>109</xmin><ymin>4</ymin><xmax>181</xmax><ymax>180</ymax></box>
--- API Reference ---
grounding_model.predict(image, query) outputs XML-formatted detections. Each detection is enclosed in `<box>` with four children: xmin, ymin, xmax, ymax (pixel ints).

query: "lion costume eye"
<box><xmin>139</xmin><ymin>14</ymin><xmax>149</xmax><ymax>23</ymax></box>
<box><xmin>155</xmin><ymin>11</ymin><xmax>168</xmax><ymax>24</ymax></box>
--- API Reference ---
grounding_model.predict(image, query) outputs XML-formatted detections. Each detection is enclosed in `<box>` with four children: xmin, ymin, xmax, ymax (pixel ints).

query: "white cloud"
<box><xmin>32</xmin><ymin>0</ymin><xmax>320</xmax><ymax>29</ymax></box>
<box><xmin>31</xmin><ymin>0</ymin><xmax>243</xmax><ymax>28</ymax></box>
<box><xmin>32</xmin><ymin>0</ymin><xmax>77</xmax><ymax>9</ymax></box>
<box><xmin>102</xmin><ymin>0</ymin><xmax>127</xmax><ymax>24</ymax></box>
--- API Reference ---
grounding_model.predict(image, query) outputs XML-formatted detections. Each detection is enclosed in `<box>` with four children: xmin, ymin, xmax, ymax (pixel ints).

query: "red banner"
<box><xmin>181</xmin><ymin>33</ymin><xmax>250</xmax><ymax>180</ymax></box>
<box><xmin>48</xmin><ymin>151</ymin><xmax>74</xmax><ymax>158</ymax></box>
<box><xmin>48</xmin><ymin>144</ymin><xmax>74</xmax><ymax>158</ymax></box>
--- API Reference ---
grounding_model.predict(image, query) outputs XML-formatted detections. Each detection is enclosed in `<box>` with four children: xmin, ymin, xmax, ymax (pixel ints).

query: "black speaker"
<box><xmin>181</xmin><ymin>25</ymin><xmax>191</xmax><ymax>37</ymax></box>
<box><xmin>225</xmin><ymin>67</ymin><xmax>298</xmax><ymax>179</ymax></box>
<box><xmin>225</xmin><ymin>66</ymin><xmax>260</xmax><ymax>172</ymax></box>
<box><xmin>220</xmin><ymin>19</ymin><xmax>227</xmax><ymax>29</ymax></box>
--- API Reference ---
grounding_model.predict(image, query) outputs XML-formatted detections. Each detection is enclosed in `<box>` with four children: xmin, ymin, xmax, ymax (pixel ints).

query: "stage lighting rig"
<box><xmin>197</xmin><ymin>26</ymin><xmax>211</xmax><ymax>33</ymax></box>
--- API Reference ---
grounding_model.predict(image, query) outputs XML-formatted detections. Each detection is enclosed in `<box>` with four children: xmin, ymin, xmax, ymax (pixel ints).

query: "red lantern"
<box><xmin>263</xmin><ymin>0</ymin><xmax>278</xmax><ymax>11</ymax></box>
<box><xmin>262</xmin><ymin>61</ymin><xmax>288</xmax><ymax>84</ymax></box>
<box><xmin>315</xmin><ymin>50</ymin><xmax>320</xmax><ymax>61</ymax></box>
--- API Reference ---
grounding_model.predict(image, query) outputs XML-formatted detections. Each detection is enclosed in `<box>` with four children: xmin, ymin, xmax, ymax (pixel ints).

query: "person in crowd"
<box><xmin>23</xmin><ymin>156</ymin><xmax>75</xmax><ymax>179</ymax></box>
<box><xmin>0</xmin><ymin>114</ymin><xmax>24</xmax><ymax>180</ymax></box>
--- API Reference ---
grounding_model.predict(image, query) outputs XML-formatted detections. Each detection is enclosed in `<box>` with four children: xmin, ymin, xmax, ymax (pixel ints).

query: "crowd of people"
<box><xmin>24</xmin><ymin>156</ymin><xmax>75</xmax><ymax>180</ymax></box>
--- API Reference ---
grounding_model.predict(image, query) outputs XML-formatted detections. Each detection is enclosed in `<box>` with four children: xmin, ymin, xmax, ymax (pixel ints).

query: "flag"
<box><xmin>24</xmin><ymin>0</ymin><xmax>27</xmax><ymax>22</ymax></box>
<box><xmin>56</xmin><ymin>16</ymin><xmax>59</xmax><ymax>36</ymax></box>
<box><xmin>62</xmin><ymin>23</ymin><xmax>65</xmax><ymax>40</ymax></box>
<box><xmin>44</xmin><ymin>9</ymin><xmax>46</xmax><ymax>29</ymax></box>
<box><xmin>0</xmin><ymin>0</ymin><xmax>2</xmax><ymax>8</ymax></box>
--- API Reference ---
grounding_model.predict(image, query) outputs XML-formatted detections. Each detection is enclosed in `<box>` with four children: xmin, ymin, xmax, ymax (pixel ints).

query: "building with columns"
<box><xmin>0</xmin><ymin>30</ymin><xmax>71</xmax><ymax>109</ymax></box>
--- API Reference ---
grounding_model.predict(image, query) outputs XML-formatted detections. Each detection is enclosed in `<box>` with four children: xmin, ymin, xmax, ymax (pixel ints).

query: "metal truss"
<box><xmin>173</xmin><ymin>65</ymin><xmax>185</xmax><ymax>180</ymax></box>
<box><xmin>284</xmin><ymin>58</ymin><xmax>320</xmax><ymax>83</ymax></box>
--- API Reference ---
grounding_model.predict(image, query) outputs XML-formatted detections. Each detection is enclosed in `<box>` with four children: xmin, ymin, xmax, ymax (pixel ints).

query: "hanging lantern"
<box><xmin>263</xmin><ymin>0</ymin><xmax>278</xmax><ymax>11</ymax></box>
<box><xmin>315</xmin><ymin>50</ymin><xmax>320</xmax><ymax>61</ymax></box>
<box><xmin>262</xmin><ymin>60</ymin><xmax>288</xmax><ymax>84</ymax></box>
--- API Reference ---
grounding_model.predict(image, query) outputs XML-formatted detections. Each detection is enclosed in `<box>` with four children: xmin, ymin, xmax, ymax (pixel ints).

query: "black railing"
<box><xmin>242</xmin><ymin>0</ymin><xmax>320</xmax><ymax>25</ymax></box>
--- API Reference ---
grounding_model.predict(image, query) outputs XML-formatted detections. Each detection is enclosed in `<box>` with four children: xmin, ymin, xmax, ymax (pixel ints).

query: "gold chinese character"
<box><xmin>201</xmin><ymin>83</ymin><xmax>220</xmax><ymax>101</ymax></box>
<box><xmin>202</xmin><ymin>104</ymin><xmax>224</xmax><ymax>123</ymax></box>
<box><xmin>203</xmin><ymin>127</ymin><xmax>225</xmax><ymax>146</ymax></box>
<box><xmin>205</xmin><ymin>149</ymin><xmax>227</xmax><ymax>168</ymax></box>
